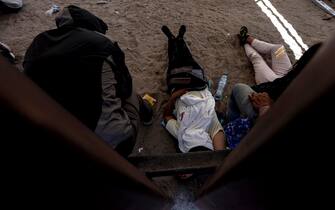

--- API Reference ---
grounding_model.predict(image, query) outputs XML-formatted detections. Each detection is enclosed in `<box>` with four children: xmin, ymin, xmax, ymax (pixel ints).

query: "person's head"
<box><xmin>55</xmin><ymin>5</ymin><xmax>108</xmax><ymax>34</ymax></box>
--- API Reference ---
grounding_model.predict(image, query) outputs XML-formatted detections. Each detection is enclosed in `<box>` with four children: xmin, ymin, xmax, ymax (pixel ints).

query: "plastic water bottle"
<box><xmin>45</xmin><ymin>4</ymin><xmax>61</xmax><ymax>16</ymax></box>
<box><xmin>214</xmin><ymin>74</ymin><xmax>228</xmax><ymax>101</ymax></box>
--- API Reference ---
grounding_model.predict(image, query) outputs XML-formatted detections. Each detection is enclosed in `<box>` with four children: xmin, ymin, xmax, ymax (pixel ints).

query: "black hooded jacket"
<box><xmin>24</xmin><ymin>5</ymin><xmax>132</xmax><ymax>130</ymax></box>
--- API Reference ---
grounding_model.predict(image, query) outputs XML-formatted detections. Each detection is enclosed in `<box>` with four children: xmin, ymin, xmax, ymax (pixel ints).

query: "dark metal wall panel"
<box><xmin>197</xmin><ymin>34</ymin><xmax>335</xmax><ymax>210</ymax></box>
<box><xmin>0</xmin><ymin>55</ymin><xmax>169</xmax><ymax>209</ymax></box>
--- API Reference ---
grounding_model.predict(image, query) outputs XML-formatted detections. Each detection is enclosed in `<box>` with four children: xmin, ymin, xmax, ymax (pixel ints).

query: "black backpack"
<box><xmin>162</xmin><ymin>25</ymin><xmax>208</xmax><ymax>93</ymax></box>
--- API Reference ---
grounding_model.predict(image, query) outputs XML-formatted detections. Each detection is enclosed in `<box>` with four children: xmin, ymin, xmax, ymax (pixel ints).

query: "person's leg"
<box><xmin>97</xmin><ymin>60</ymin><xmax>140</xmax><ymax>156</ymax></box>
<box><xmin>123</xmin><ymin>88</ymin><xmax>140</xmax><ymax>135</ymax></box>
<box><xmin>230</xmin><ymin>83</ymin><xmax>258</xmax><ymax>120</ymax></box>
<box><xmin>244</xmin><ymin>44</ymin><xmax>280</xmax><ymax>84</ymax></box>
<box><xmin>212</xmin><ymin>131</ymin><xmax>226</xmax><ymax>150</ymax></box>
<box><xmin>114</xmin><ymin>88</ymin><xmax>140</xmax><ymax>156</ymax></box>
<box><xmin>249</xmin><ymin>38</ymin><xmax>278</xmax><ymax>55</ymax></box>
<box><xmin>227</xmin><ymin>93</ymin><xmax>241</xmax><ymax>122</ymax></box>
<box><xmin>208</xmin><ymin>114</ymin><xmax>226</xmax><ymax>150</ymax></box>
<box><xmin>251</xmin><ymin>39</ymin><xmax>292</xmax><ymax>77</ymax></box>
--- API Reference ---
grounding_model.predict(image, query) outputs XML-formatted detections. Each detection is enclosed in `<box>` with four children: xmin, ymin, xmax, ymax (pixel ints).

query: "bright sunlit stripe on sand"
<box><xmin>255</xmin><ymin>0</ymin><xmax>307</xmax><ymax>59</ymax></box>
<box><xmin>262</xmin><ymin>0</ymin><xmax>309</xmax><ymax>51</ymax></box>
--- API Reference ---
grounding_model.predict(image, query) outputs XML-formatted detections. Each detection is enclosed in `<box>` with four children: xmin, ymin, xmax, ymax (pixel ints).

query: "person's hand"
<box><xmin>249</xmin><ymin>92</ymin><xmax>273</xmax><ymax>110</ymax></box>
<box><xmin>163</xmin><ymin>89</ymin><xmax>187</xmax><ymax>122</ymax></box>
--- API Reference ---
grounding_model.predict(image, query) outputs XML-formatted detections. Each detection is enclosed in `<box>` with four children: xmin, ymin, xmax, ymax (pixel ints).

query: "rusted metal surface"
<box><xmin>0</xmin><ymin>55</ymin><xmax>168</xmax><ymax>209</ymax></box>
<box><xmin>197</xmin><ymin>35</ymin><xmax>335</xmax><ymax>209</ymax></box>
<box><xmin>129</xmin><ymin>150</ymin><xmax>231</xmax><ymax>177</ymax></box>
<box><xmin>2</xmin><ymin>32</ymin><xmax>335</xmax><ymax>210</ymax></box>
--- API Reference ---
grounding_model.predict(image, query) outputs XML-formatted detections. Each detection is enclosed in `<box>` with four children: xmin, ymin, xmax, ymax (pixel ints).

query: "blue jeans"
<box><xmin>227</xmin><ymin>83</ymin><xmax>257</xmax><ymax>121</ymax></box>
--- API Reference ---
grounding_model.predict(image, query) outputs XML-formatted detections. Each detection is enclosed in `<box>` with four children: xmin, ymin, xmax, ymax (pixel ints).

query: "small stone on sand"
<box><xmin>97</xmin><ymin>1</ymin><xmax>108</xmax><ymax>5</ymax></box>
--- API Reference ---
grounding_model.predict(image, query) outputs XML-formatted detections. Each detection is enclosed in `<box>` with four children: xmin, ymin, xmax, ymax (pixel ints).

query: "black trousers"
<box><xmin>167</xmin><ymin>37</ymin><xmax>202</xmax><ymax>73</ymax></box>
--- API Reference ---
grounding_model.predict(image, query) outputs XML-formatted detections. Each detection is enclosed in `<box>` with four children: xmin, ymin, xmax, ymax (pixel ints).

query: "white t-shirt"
<box><xmin>165</xmin><ymin>88</ymin><xmax>223</xmax><ymax>153</ymax></box>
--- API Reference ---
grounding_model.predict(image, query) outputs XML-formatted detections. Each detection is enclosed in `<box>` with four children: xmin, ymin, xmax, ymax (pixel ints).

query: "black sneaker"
<box><xmin>238</xmin><ymin>26</ymin><xmax>249</xmax><ymax>45</ymax></box>
<box><xmin>139</xmin><ymin>97</ymin><xmax>153</xmax><ymax>126</ymax></box>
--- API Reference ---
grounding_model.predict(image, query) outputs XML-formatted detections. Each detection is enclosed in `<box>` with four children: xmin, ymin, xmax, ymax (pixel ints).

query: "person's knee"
<box><xmin>231</xmin><ymin>83</ymin><xmax>253</xmax><ymax>107</ymax></box>
<box><xmin>232</xmin><ymin>83</ymin><xmax>251</xmax><ymax>97</ymax></box>
<box><xmin>232</xmin><ymin>83</ymin><xmax>254</xmax><ymax>105</ymax></box>
<box><xmin>213</xmin><ymin>131</ymin><xmax>226</xmax><ymax>151</ymax></box>
<box><xmin>273</xmin><ymin>44</ymin><xmax>285</xmax><ymax>52</ymax></box>
<box><xmin>276</xmin><ymin>44</ymin><xmax>284</xmax><ymax>49</ymax></box>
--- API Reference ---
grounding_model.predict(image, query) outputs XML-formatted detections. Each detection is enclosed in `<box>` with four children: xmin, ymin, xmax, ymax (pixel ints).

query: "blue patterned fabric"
<box><xmin>224</xmin><ymin>117</ymin><xmax>253</xmax><ymax>149</ymax></box>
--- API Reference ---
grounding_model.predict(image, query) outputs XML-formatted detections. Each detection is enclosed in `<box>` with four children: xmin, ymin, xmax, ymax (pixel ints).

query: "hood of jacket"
<box><xmin>55</xmin><ymin>5</ymin><xmax>108</xmax><ymax>34</ymax></box>
<box><xmin>180</xmin><ymin>88</ymin><xmax>213</xmax><ymax>106</ymax></box>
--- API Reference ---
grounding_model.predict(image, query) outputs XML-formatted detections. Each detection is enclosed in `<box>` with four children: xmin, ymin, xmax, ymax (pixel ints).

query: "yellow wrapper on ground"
<box><xmin>143</xmin><ymin>94</ymin><xmax>157</xmax><ymax>107</ymax></box>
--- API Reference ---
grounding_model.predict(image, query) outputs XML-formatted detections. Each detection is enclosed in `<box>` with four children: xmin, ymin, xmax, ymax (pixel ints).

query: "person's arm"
<box><xmin>163</xmin><ymin>89</ymin><xmax>188</xmax><ymax>123</ymax></box>
<box><xmin>209</xmin><ymin>114</ymin><xmax>226</xmax><ymax>150</ymax></box>
<box><xmin>249</xmin><ymin>92</ymin><xmax>273</xmax><ymax>116</ymax></box>
<box><xmin>163</xmin><ymin>89</ymin><xmax>187</xmax><ymax>139</ymax></box>
<box><xmin>163</xmin><ymin>98</ymin><xmax>176</xmax><ymax>123</ymax></box>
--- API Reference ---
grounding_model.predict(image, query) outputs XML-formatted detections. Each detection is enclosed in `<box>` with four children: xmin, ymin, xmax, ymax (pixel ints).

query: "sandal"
<box><xmin>239</xmin><ymin>26</ymin><xmax>249</xmax><ymax>45</ymax></box>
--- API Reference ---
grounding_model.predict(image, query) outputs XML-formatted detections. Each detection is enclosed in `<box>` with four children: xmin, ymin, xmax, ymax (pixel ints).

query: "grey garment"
<box><xmin>227</xmin><ymin>83</ymin><xmax>257</xmax><ymax>122</ymax></box>
<box><xmin>95</xmin><ymin>56</ymin><xmax>140</xmax><ymax>148</ymax></box>
<box><xmin>0</xmin><ymin>0</ymin><xmax>22</xmax><ymax>8</ymax></box>
<box><xmin>55</xmin><ymin>7</ymin><xmax>74</xmax><ymax>28</ymax></box>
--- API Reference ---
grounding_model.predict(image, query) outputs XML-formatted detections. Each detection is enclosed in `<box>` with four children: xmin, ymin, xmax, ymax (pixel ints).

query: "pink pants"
<box><xmin>244</xmin><ymin>39</ymin><xmax>292</xmax><ymax>84</ymax></box>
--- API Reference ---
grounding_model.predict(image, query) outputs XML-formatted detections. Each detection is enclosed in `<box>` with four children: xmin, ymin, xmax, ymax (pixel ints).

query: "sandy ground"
<box><xmin>1</xmin><ymin>0</ymin><xmax>335</xmax><ymax>198</ymax></box>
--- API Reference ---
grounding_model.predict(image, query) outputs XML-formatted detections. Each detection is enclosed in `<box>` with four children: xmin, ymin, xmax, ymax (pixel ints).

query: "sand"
<box><xmin>1</xmin><ymin>0</ymin><xmax>335</xmax><ymax>199</ymax></box>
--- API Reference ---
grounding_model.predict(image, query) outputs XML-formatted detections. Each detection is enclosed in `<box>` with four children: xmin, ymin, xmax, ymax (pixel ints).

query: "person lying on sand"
<box><xmin>0</xmin><ymin>0</ymin><xmax>23</xmax><ymax>12</ymax></box>
<box><xmin>161</xmin><ymin>25</ymin><xmax>226</xmax><ymax>154</ymax></box>
<box><xmin>239</xmin><ymin>26</ymin><xmax>294</xmax><ymax>85</ymax></box>
<box><xmin>23</xmin><ymin>5</ymin><xmax>152</xmax><ymax>157</ymax></box>
<box><xmin>223</xmin><ymin>43</ymin><xmax>322</xmax><ymax>149</ymax></box>
<box><xmin>228</xmin><ymin>42</ymin><xmax>321</xmax><ymax>121</ymax></box>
